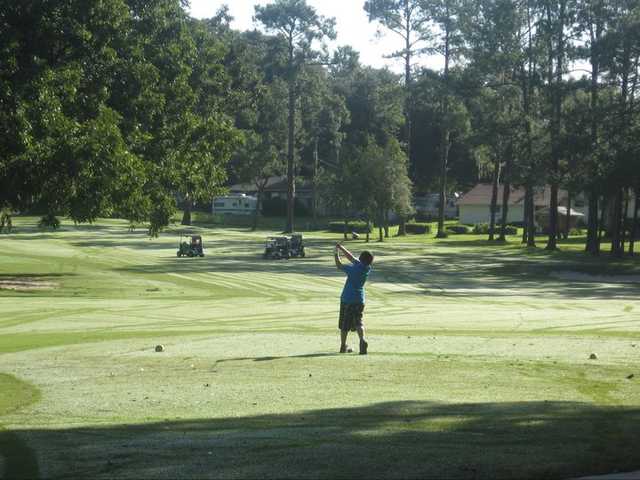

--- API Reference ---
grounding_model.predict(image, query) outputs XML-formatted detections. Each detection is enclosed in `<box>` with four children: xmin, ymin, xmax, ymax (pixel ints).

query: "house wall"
<box><xmin>459</xmin><ymin>205</ymin><xmax>525</xmax><ymax>225</ymax></box>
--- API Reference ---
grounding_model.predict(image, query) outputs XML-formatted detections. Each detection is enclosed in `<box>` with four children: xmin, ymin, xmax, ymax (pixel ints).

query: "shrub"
<box><xmin>414</xmin><ymin>213</ymin><xmax>435</xmax><ymax>222</ymax></box>
<box><xmin>405</xmin><ymin>222</ymin><xmax>431</xmax><ymax>234</ymax></box>
<box><xmin>446</xmin><ymin>225</ymin><xmax>472</xmax><ymax>234</ymax></box>
<box><xmin>569</xmin><ymin>228</ymin><xmax>584</xmax><ymax>236</ymax></box>
<box><xmin>328</xmin><ymin>221</ymin><xmax>372</xmax><ymax>233</ymax></box>
<box><xmin>472</xmin><ymin>223</ymin><xmax>517</xmax><ymax>235</ymax></box>
<box><xmin>38</xmin><ymin>214</ymin><xmax>60</xmax><ymax>230</ymax></box>
<box><xmin>262</xmin><ymin>198</ymin><xmax>309</xmax><ymax>217</ymax></box>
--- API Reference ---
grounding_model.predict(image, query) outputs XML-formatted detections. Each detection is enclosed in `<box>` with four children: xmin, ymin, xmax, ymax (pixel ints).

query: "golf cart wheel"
<box><xmin>187</xmin><ymin>252</ymin><xmax>194</xmax><ymax>258</ymax></box>
<box><xmin>301</xmin><ymin>250</ymin><xmax>306</xmax><ymax>258</ymax></box>
<box><xmin>199</xmin><ymin>254</ymin><xmax>204</xmax><ymax>257</ymax></box>
<box><xmin>176</xmin><ymin>251</ymin><xmax>181</xmax><ymax>257</ymax></box>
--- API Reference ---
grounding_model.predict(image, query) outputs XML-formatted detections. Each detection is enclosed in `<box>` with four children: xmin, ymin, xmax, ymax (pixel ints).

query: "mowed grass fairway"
<box><xmin>1</xmin><ymin>217</ymin><xmax>640</xmax><ymax>479</ymax></box>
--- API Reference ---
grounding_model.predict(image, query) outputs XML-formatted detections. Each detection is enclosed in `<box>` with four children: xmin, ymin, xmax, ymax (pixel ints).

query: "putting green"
<box><xmin>1</xmin><ymin>217</ymin><xmax>639</xmax><ymax>478</ymax></box>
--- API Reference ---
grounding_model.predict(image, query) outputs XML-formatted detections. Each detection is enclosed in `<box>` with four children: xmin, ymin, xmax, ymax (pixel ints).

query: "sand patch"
<box><xmin>0</xmin><ymin>278</ymin><xmax>58</xmax><ymax>291</ymax></box>
<box><xmin>551</xmin><ymin>271</ymin><xmax>640</xmax><ymax>284</ymax></box>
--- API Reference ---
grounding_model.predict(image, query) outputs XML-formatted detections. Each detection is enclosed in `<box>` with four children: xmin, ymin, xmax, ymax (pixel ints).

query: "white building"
<box><xmin>458</xmin><ymin>184</ymin><xmax>587</xmax><ymax>226</ymax></box>
<box><xmin>212</xmin><ymin>194</ymin><xmax>257</xmax><ymax>216</ymax></box>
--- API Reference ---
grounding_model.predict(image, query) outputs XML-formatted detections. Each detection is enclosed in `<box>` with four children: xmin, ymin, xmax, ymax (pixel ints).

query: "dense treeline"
<box><xmin>0</xmin><ymin>0</ymin><xmax>241</xmax><ymax>235</ymax></box>
<box><xmin>1</xmin><ymin>0</ymin><xmax>640</xmax><ymax>255</ymax></box>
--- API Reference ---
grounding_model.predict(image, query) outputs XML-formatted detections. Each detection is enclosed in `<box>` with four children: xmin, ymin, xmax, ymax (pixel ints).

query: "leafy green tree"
<box><xmin>298</xmin><ymin>66</ymin><xmax>349</xmax><ymax>226</ymax></box>
<box><xmin>364</xmin><ymin>0</ymin><xmax>432</xmax><ymax>234</ymax></box>
<box><xmin>232</xmin><ymin>80</ymin><xmax>288</xmax><ymax>230</ymax></box>
<box><xmin>420</xmin><ymin>0</ymin><xmax>466</xmax><ymax>238</ymax></box>
<box><xmin>462</xmin><ymin>0</ymin><xmax>528</xmax><ymax>241</ymax></box>
<box><xmin>575</xmin><ymin>0</ymin><xmax>613</xmax><ymax>255</ymax></box>
<box><xmin>0</xmin><ymin>0</ymin><xmax>240</xmax><ymax>235</ymax></box>
<box><xmin>255</xmin><ymin>0</ymin><xmax>336</xmax><ymax>233</ymax></box>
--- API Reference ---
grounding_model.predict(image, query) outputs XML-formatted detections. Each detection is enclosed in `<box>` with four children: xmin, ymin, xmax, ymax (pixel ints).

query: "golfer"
<box><xmin>334</xmin><ymin>243</ymin><xmax>374</xmax><ymax>355</ymax></box>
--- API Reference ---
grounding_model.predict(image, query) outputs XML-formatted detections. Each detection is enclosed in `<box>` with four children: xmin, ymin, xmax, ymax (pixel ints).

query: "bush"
<box><xmin>446</xmin><ymin>225</ymin><xmax>472</xmax><ymax>234</ymax></box>
<box><xmin>405</xmin><ymin>222</ymin><xmax>431</xmax><ymax>234</ymax></box>
<box><xmin>569</xmin><ymin>228</ymin><xmax>584</xmax><ymax>236</ymax></box>
<box><xmin>414</xmin><ymin>213</ymin><xmax>435</xmax><ymax>222</ymax></box>
<box><xmin>472</xmin><ymin>223</ymin><xmax>517</xmax><ymax>235</ymax></box>
<box><xmin>262</xmin><ymin>198</ymin><xmax>309</xmax><ymax>217</ymax></box>
<box><xmin>328</xmin><ymin>221</ymin><xmax>372</xmax><ymax>234</ymax></box>
<box><xmin>38</xmin><ymin>214</ymin><xmax>60</xmax><ymax>230</ymax></box>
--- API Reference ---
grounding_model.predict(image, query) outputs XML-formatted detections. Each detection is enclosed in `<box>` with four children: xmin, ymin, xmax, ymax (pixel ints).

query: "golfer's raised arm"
<box><xmin>337</xmin><ymin>244</ymin><xmax>356</xmax><ymax>263</ymax></box>
<box><xmin>334</xmin><ymin>245</ymin><xmax>345</xmax><ymax>271</ymax></box>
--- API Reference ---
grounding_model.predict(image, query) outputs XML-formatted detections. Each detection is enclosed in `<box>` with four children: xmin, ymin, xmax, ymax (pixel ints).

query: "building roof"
<box><xmin>458</xmin><ymin>184</ymin><xmax>567</xmax><ymax>207</ymax></box>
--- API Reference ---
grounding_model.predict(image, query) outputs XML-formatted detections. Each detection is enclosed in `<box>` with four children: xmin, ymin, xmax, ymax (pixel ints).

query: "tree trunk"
<box><xmin>611</xmin><ymin>189</ymin><xmax>623</xmax><ymax>257</ymax></box>
<box><xmin>522</xmin><ymin>202</ymin><xmax>528</xmax><ymax>244</ymax></box>
<box><xmin>629</xmin><ymin>188</ymin><xmax>639</xmax><ymax>255</ymax></box>
<box><xmin>436</xmin><ymin>129</ymin><xmax>450</xmax><ymax>238</ymax></box>
<box><xmin>181</xmin><ymin>195</ymin><xmax>192</xmax><ymax>226</ymax></box>
<box><xmin>545</xmin><ymin>0</ymin><xmax>566</xmax><ymax>252</ymax></box>
<box><xmin>312</xmin><ymin>138</ymin><xmax>319</xmax><ymax>229</ymax></box>
<box><xmin>585</xmin><ymin>10</ymin><xmax>602</xmax><ymax>256</ymax></box>
<box><xmin>526</xmin><ymin>185</ymin><xmax>536</xmax><ymax>247</ymax></box>
<box><xmin>343</xmin><ymin>218</ymin><xmax>348</xmax><ymax>241</ymax></box>
<box><xmin>398</xmin><ymin>217</ymin><xmax>406</xmax><ymax>236</ymax></box>
<box><xmin>384</xmin><ymin>210</ymin><xmax>389</xmax><ymax>238</ymax></box>
<box><xmin>398</xmin><ymin>30</ymin><xmax>412</xmax><ymax>238</ymax></box>
<box><xmin>378</xmin><ymin>212</ymin><xmax>383</xmax><ymax>242</ymax></box>
<box><xmin>499</xmin><ymin>155</ymin><xmax>511</xmax><ymax>242</ymax></box>
<box><xmin>621</xmin><ymin>188</ymin><xmax>630</xmax><ymax>253</ymax></box>
<box><xmin>546</xmin><ymin>184</ymin><xmax>559</xmax><ymax>250</ymax></box>
<box><xmin>598</xmin><ymin>195</ymin><xmax>607</xmax><ymax>247</ymax></box>
<box><xmin>366</xmin><ymin>216</ymin><xmax>371</xmax><ymax>243</ymax></box>
<box><xmin>436</xmin><ymin>18</ymin><xmax>452</xmax><ymax>240</ymax></box>
<box><xmin>489</xmin><ymin>161</ymin><xmax>499</xmax><ymax>241</ymax></box>
<box><xmin>285</xmin><ymin>37</ymin><xmax>296</xmax><ymax>234</ymax></box>
<box><xmin>586</xmin><ymin>191</ymin><xmax>599</xmax><ymax>255</ymax></box>
<box><xmin>252</xmin><ymin>191</ymin><xmax>262</xmax><ymax>231</ymax></box>
<box><xmin>564</xmin><ymin>192</ymin><xmax>571</xmax><ymax>240</ymax></box>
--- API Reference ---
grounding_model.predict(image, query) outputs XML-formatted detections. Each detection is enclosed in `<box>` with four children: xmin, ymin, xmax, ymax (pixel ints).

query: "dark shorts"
<box><xmin>339</xmin><ymin>302</ymin><xmax>365</xmax><ymax>332</ymax></box>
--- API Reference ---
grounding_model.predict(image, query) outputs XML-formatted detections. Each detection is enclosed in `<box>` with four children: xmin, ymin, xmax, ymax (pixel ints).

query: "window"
<box><xmin>214</xmin><ymin>202</ymin><xmax>225</xmax><ymax>208</ymax></box>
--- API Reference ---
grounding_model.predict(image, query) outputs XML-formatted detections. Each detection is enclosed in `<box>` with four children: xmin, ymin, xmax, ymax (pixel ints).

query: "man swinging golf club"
<box><xmin>334</xmin><ymin>243</ymin><xmax>374</xmax><ymax>354</ymax></box>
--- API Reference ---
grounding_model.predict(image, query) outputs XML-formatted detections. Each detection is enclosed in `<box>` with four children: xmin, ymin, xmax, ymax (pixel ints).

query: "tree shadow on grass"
<box><xmin>3</xmin><ymin>400</ymin><xmax>639</xmax><ymax>479</ymax></box>
<box><xmin>376</xmin><ymin>249</ymin><xmax>640</xmax><ymax>300</ymax></box>
<box><xmin>107</xmin><ymin>242</ymin><xmax>640</xmax><ymax>299</ymax></box>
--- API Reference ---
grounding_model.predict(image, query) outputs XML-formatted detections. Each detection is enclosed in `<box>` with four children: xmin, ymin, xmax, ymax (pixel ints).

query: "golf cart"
<box><xmin>263</xmin><ymin>234</ymin><xmax>306</xmax><ymax>260</ymax></box>
<box><xmin>289</xmin><ymin>234</ymin><xmax>306</xmax><ymax>258</ymax></box>
<box><xmin>263</xmin><ymin>236</ymin><xmax>290</xmax><ymax>260</ymax></box>
<box><xmin>177</xmin><ymin>235</ymin><xmax>205</xmax><ymax>257</ymax></box>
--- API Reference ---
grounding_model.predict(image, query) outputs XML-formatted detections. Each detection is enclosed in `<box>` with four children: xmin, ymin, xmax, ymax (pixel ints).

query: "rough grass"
<box><xmin>1</xmin><ymin>216</ymin><xmax>640</xmax><ymax>479</ymax></box>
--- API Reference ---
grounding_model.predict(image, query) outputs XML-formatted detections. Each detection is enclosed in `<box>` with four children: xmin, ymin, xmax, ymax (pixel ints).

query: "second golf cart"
<box><xmin>263</xmin><ymin>234</ymin><xmax>306</xmax><ymax>260</ymax></box>
<box><xmin>177</xmin><ymin>235</ymin><xmax>205</xmax><ymax>257</ymax></box>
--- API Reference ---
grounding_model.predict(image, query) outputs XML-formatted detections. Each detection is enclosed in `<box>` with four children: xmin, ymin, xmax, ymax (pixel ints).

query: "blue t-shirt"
<box><xmin>340</xmin><ymin>260</ymin><xmax>371</xmax><ymax>304</ymax></box>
